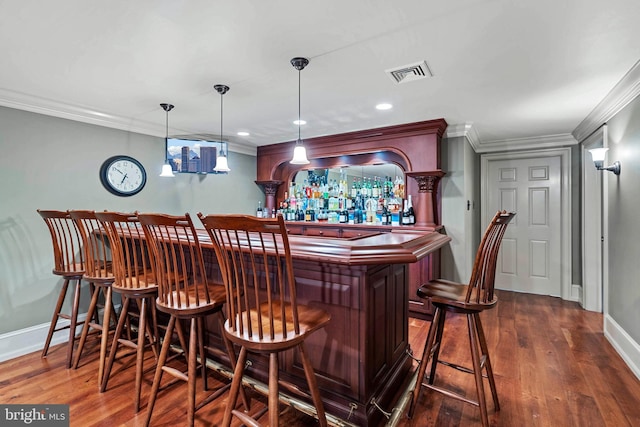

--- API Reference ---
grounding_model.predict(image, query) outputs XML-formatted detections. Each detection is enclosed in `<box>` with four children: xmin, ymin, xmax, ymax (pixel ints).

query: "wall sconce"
<box><xmin>588</xmin><ymin>147</ymin><xmax>621</xmax><ymax>175</ymax></box>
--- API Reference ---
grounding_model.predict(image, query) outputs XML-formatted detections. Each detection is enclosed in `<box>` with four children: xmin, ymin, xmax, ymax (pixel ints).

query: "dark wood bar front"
<box><xmin>198</xmin><ymin>226</ymin><xmax>450</xmax><ymax>426</ymax></box>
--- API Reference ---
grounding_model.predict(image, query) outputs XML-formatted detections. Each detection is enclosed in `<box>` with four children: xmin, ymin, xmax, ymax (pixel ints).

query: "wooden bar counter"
<box><xmin>197</xmin><ymin>223</ymin><xmax>450</xmax><ymax>426</ymax></box>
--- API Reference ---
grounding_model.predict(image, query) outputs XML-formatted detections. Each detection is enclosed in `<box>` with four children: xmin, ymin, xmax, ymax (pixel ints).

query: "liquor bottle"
<box><xmin>354</xmin><ymin>198</ymin><xmax>363</xmax><ymax>224</ymax></box>
<box><xmin>271</xmin><ymin>208</ymin><xmax>276</xmax><ymax>219</ymax></box>
<box><xmin>401</xmin><ymin>199</ymin><xmax>411</xmax><ymax>225</ymax></box>
<box><xmin>256</xmin><ymin>201</ymin><xmax>264</xmax><ymax>218</ymax></box>
<box><xmin>372</xmin><ymin>177</ymin><xmax>380</xmax><ymax>198</ymax></box>
<box><xmin>339</xmin><ymin>209</ymin><xmax>348</xmax><ymax>224</ymax></box>
<box><xmin>290</xmin><ymin>192</ymin><xmax>297</xmax><ymax>211</ymax></box>
<box><xmin>407</xmin><ymin>195</ymin><xmax>415</xmax><ymax>225</ymax></box>
<box><xmin>382</xmin><ymin>205</ymin><xmax>392</xmax><ymax>225</ymax></box>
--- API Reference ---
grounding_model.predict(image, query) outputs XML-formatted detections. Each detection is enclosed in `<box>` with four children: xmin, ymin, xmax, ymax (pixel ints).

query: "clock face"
<box><xmin>100</xmin><ymin>155</ymin><xmax>147</xmax><ymax>196</ymax></box>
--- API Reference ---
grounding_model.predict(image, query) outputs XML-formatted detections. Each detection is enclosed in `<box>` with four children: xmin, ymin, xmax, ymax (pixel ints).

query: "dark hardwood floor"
<box><xmin>1</xmin><ymin>291</ymin><xmax>639</xmax><ymax>426</ymax></box>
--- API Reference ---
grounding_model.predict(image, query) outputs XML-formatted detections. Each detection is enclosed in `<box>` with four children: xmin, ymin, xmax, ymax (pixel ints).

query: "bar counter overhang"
<box><xmin>196</xmin><ymin>224</ymin><xmax>451</xmax><ymax>426</ymax></box>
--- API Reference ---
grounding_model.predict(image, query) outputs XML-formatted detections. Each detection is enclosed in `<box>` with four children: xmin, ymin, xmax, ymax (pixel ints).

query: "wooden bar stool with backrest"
<box><xmin>37</xmin><ymin>209</ymin><xmax>89</xmax><ymax>369</ymax></box>
<box><xmin>198</xmin><ymin>213</ymin><xmax>331</xmax><ymax>427</ymax></box>
<box><xmin>69</xmin><ymin>210</ymin><xmax>119</xmax><ymax>387</ymax></box>
<box><xmin>95</xmin><ymin>211</ymin><xmax>160</xmax><ymax>413</ymax></box>
<box><xmin>138</xmin><ymin>212</ymin><xmax>248</xmax><ymax>427</ymax></box>
<box><xmin>407</xmin><ymin>210</ymin><xmax>516</xmax><ymax>427</ymax></box>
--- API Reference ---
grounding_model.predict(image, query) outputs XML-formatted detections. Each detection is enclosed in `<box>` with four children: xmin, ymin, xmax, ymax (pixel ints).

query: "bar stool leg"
<box><xmin>468</xmin><ymin>313</ymin><xmax>489</xmax><ymax>427</ymax></box>
<box><xmin>98</xmin><ymin>286</ymin><xmax>113</xmax><ymax>389</ymax></box>
<box><xmin>268</xmin><ymin>352</ymin><xmax>279</xmax><ymax>427</ymax></box>
<box><xmin>42</xmin><ymin>279</ymin><xmax>71</xmax><ymax>359</ymax></box>
<box><xmin>72</xmin><ymin>283</ymin><xmax>103</xmax><ymax>369</ymax></box>
<box><xmin>475</xmin><ymin>312</ymin><xmax>499</xmax><ymax>411</ymax></box>
<box><xmin>134</xmin><ymin>297</ymin><xmax>148</xmax><ymax>413</ymax></box>
<box><xmin>222</xmin><ymin>346</ymin><xmax>248</xmax><ymax>427</ymax></box>
<box><xmin>101</xmin><ymin>297</ymin><xmax>131</xmax><ymax>392</ymax></box>
<box><xmin>428</xmin><ymin>309</ymin><xmax>446</xmax><ymax>385</ymax></box>
<box><xmin>299</xmin><ymin>342</ymin><xmax>328</xmax><ymax>427</ymax></box>
<box><xmin>408</xmin><ymin>305</ymin><xmax>441</xmax><ymax>419</ymax></box>
<box><xmin>186</xmin><ymin>318</ymin><xmax>197</xmax><ymax>427</ymax></box>
<box><xmin>65</xmin><ymin>279</ymin><xmax>82</xmax><ymax>368</ymax></box>
<box><xmin>145</xmin><ymin>315</ymin><xmax>176</xmax><ymax>427</ymax></box>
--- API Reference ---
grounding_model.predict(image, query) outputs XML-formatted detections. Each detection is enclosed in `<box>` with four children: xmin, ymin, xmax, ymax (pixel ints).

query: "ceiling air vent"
<box><xmin>385</xmin><ymin>60</ymin><xmax>433</xmax><ymax>84</ymax></box>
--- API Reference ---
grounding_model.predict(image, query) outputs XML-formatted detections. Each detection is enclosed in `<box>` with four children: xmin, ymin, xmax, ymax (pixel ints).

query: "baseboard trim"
<box><xmin>604</xmin><ymin>313</ymin><xmax>640</xmax><ymax>381</ymax></box>
<box><xmin>570</xmin><ymin>283</ymin><xmax>582</xmax><ymax>303</ymax></box>
<box><xmin>0</xmin><ymin>314</ymin><xmax>88</xmax><ymax>363</ymax></box>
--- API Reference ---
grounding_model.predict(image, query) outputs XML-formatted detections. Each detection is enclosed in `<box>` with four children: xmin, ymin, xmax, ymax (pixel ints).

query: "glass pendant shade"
<box><xmin>160</xmin><ymin>162</ymin><xmax>175</xmax><ymax>177</ymax></box>
<box><xmin>291</xmin><ymin>143</ymin><xmax>310</xmax><ymax>164</ymax></box>
<box><xmin>214</xmin><ymin>145</ymin><xmax>230</xmax><ymax>172</ymax></box>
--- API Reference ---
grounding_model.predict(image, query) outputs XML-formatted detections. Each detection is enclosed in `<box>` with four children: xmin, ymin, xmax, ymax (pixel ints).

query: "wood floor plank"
<box><xmin>2</xmin><ymin>290</ymin><xmax>640</xmax><ymax>426</ymax></box>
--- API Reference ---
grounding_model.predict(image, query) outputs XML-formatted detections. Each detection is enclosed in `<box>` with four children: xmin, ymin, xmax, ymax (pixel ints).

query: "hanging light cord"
<box><xmin>220</xmin><ymin>92</ymin><xmax>225</xmax><ymax>155</ymax></box>
<box><xmin>298</xmin><ymin>66</ymin><xmax>302</xmax><ymax>144</ymax></box>
<box><xmin>165</xmin><ymin>109</ymin><xmax>169</xmax><ymax>162</ymax></box>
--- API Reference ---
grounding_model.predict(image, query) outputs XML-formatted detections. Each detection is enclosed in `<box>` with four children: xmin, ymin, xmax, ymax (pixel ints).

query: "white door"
<box><xmin>485</xmin><ymin>155</ymin><xmax>562</xmax><ymax>296</ymax></box>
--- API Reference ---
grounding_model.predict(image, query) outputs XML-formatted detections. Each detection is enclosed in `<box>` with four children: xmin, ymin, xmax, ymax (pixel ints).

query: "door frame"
<box><xmin>581</xmin><ymin>125</ymin><xmax>607</xmax><ymax>313</ymax></box>
<box><xmin>481</xmin><ymin>147</ymin><xmax>573</xmax><ymax>301</ymax></box>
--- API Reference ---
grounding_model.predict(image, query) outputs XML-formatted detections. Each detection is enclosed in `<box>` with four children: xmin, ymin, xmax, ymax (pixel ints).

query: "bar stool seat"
<box><xmin>198</xmin><ymin>213</ymin><xmax>330</xmax><ymax>427</ymax></box>
<box><xmin>69</xmin><ymin>210</ymin><xmax>119</xmax><ymax>388</ymax></box>
<box><xmin>138</xmin><ymin>212</ymin><xmax>248</xmax><ymax>427</ymax></box>
<box><xmin>37</xmin><ymin>209</ymin><xmax>88</xmax><ymax>369</ymax></box>
<box><xmin>95</xmin><ymin>212</ymin><xmax>160</xmax><ymax>413</ymax></box>
<box><xmin>407</xmin><ymin>210</ymin><xmax>515</xmax><ymax>427</ymax></box>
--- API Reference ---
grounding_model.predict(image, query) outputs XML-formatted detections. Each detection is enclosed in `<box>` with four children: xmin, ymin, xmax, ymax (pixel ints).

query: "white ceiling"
<box><xmin>1</xmin><ymin>0</ymin><xmax>639</xmax><ymax>155</ymax></box>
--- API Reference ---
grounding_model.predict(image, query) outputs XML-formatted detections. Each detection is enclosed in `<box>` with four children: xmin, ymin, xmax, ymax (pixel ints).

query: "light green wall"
<box><xmin>606</xmin><ymin>95</ymin><xmax>640</xmax><ymax>344</ymax></box>
<box><xmin>0</xmin><ymin>106</ymin><xmax>262</xmax><ymax>334</ymax></box>
<box><xmin>440</xmin><ymin>135</ymin><xmax>480</xmax><ymax>283</ymax></box>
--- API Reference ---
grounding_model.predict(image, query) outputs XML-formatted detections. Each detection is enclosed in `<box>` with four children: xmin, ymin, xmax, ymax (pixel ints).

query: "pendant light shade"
<box><xmin>159</xmin><ymin>103</ymin><xmax>175</xmax><ymax>177</ymax></box>
<box><xmin>290</xmin><ymin>57</ymin><xmax>310</xmax><ymax>165</ymax></box>
<box><xmin>213</xmin><ymin>84</ymin><xmax>231</xmax><ymax>173</ymax></box>
<box><xmin>291</xmin><ymin>145</ymin><xmax>309</xmax><ymax>164</ymax></box>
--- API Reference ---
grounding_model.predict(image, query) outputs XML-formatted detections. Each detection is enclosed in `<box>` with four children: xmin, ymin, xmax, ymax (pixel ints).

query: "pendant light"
<box><xmin>213</xmin><ymin>84</ymin><xmax>231</xmax><ymax>172</ymax></box>
<box><xmin>159</xmin><ymin>103</ymin><xmax>175</xmax><ymax>177</ymax></box>
<box><xmin>290</xmin><ymin>57</ymin><xmax>310</xmax><ymax>165</ymax></box>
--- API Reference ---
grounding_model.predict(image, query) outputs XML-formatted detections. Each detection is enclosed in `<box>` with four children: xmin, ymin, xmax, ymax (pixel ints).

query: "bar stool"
<box><xmin>37</xmin><ymin>209</ymin><xmax>88</xmax><ymax>368</ymax></box>
<box><xmin>407</xmin><ymin>210</ymin><xmax>515</xmax><ymax>427</ymax></box>
<box><xmin>198</xmin><ymin>213</ymin><xmax>331</xmax><ymax>427</ymax></box>
<box><xmin>95</xmin><ymin>211</ymin><xmax>160</xmax><ymax>413</ymax></box>
<box><xmin>68</xmin><ymin>210</ymin><xmax>118</xmax><ymax>387</ymax></box>
<box><xmin>138</xmin><ymin>212</ymin><xmax>247</xmax><ymax>427</ymax></box>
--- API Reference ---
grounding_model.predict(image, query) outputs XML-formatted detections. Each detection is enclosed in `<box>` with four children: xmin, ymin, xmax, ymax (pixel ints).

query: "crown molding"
<box><xmin>0</xmin><ymin>88</ymin><xmax>257</xmax><ymax>156</ymax></box>
<box><xmin>445</xmin><ymin>122</ymin><xmax>576</xmax><ymax>153</ymax></box>
<box><xmin>573</xmin><ymin>59</ymin><xmax>640</xmax><ymax>143</ymax></box>
<box><xmin>474</xmin><ymin>133</ymin><xmax>578</xmax><ymax>153</ymax></box>
<box><xmin>445</xmin><ymin>122</ymin><xmax>481</xmax><ymax>151</ymax></box>
<box><xmin>0</xmin><ymin>87</ymin><xmax>168</xmax><ymax>136</ymax></box>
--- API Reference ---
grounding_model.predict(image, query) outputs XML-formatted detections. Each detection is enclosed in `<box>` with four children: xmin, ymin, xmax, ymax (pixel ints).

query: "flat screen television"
<box><xmin>166</xmin><ymin>138</ymin><xmax>227</xmax><ymax>174</ymax></box>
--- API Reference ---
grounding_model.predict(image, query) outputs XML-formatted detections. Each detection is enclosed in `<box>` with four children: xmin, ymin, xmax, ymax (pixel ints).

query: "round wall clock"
<box><xmin>99</xmin><ymin>155</ymin><xmax>147</xmax><ymax>197</ymax></box>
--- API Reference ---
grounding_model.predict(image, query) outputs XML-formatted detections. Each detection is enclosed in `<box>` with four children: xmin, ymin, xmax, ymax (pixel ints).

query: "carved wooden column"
<box><xmin>406</xmin><ymin>171</ymin><xmax>445</xmax><ymax>227</ymax></box>
<box><xmin>255</xmin><ymin>180</ymin><xmax>283</xmax><ymax>215</ymax></box>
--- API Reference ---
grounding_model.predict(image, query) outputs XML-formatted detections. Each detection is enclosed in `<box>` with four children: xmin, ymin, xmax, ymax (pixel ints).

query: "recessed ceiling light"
<box><xmin>376</xmin><ymin>103</ymin><xmax>393</xmax><ymax>110</ymax></box>
<box><xmin>237</xmin><ymin>131</ymin><xmax>250</xmax><ymax>136</ymax></box>
<box><xmin>293</xmin><ymin>119</ymin><xmax>307</xmax><ymax>125</ymax></box>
